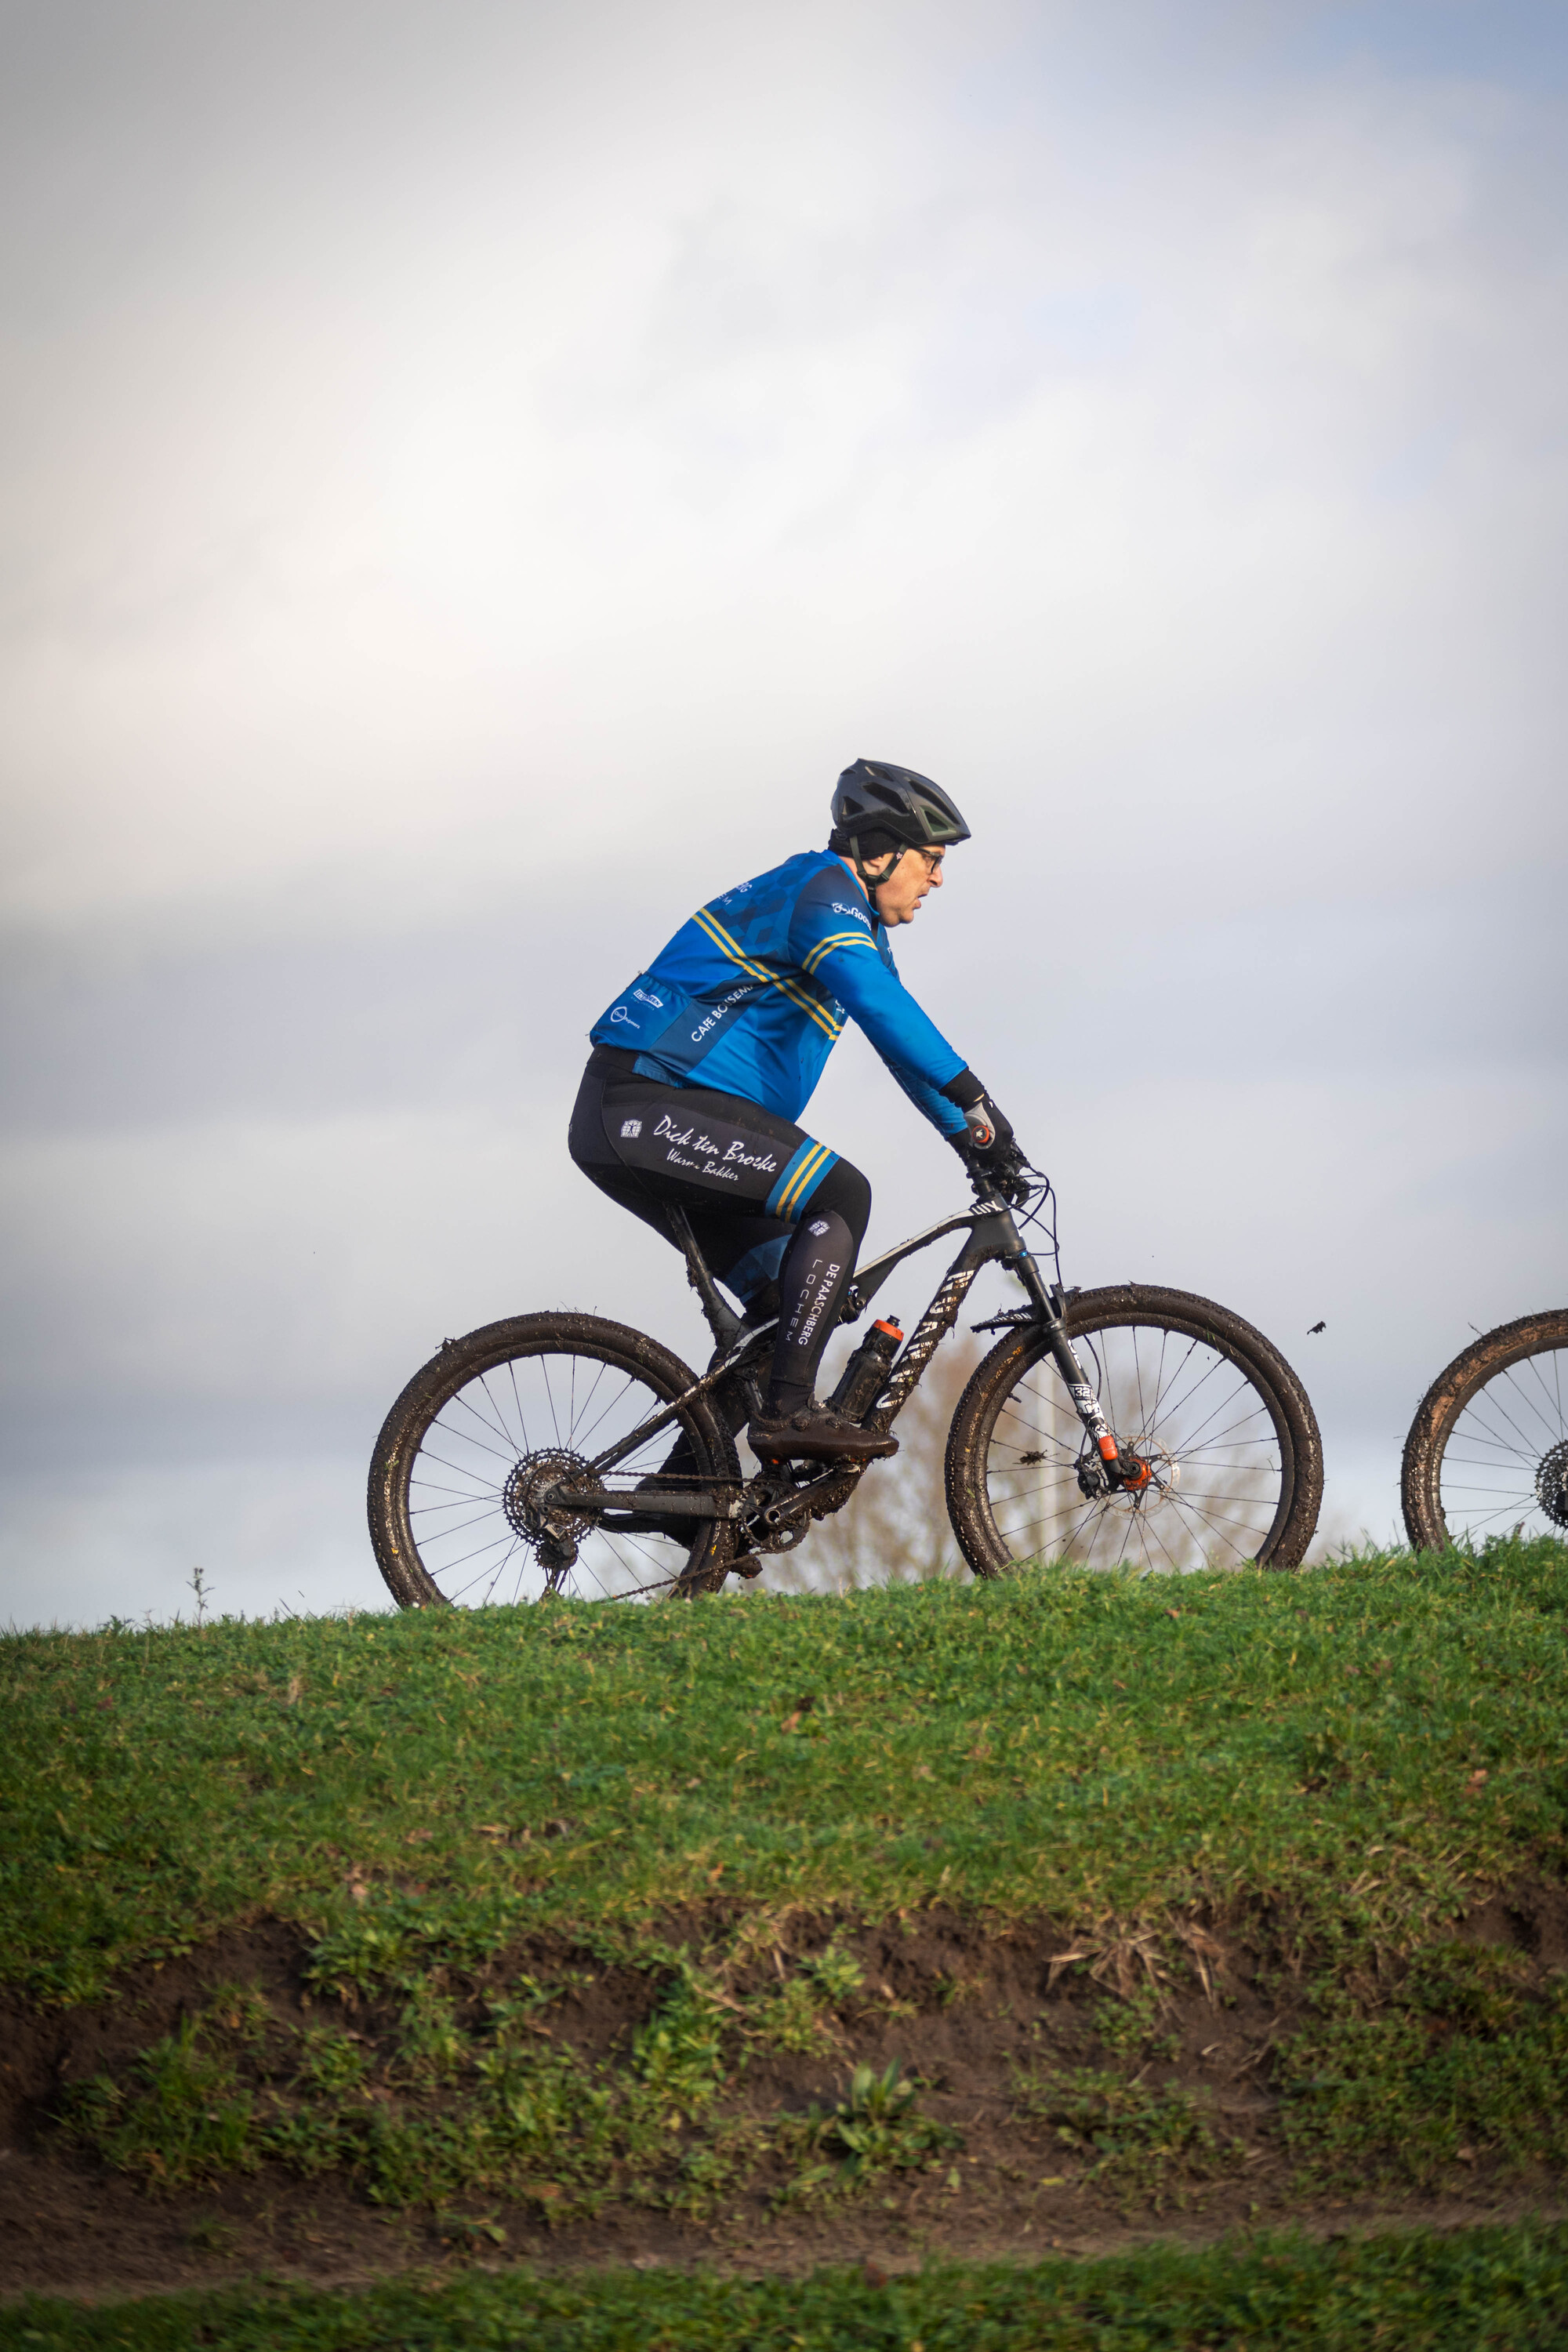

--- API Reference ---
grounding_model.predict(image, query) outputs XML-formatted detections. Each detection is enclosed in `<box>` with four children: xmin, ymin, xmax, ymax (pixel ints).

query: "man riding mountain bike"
<box><xmin>569</xmin><ymin>760</ymin><xmax>1031</xmax><ymax>1466</ymax></box>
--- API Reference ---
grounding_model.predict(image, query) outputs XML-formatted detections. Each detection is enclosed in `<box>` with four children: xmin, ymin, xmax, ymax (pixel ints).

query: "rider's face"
<box><xmin>855</xmin><ymin>845</ymin><xmax>946</xmax><ymax>926</ymax></box>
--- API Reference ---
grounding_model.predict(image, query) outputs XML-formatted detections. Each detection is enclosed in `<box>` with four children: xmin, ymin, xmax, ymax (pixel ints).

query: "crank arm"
<box><xmin>741</xmin><ymin>1464</ymin><xmax>858</xmax><ymax>1538</ymax></box>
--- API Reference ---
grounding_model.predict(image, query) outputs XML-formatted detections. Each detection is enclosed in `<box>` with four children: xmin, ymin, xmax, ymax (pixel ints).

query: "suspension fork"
<box><xmin>991</xmin><ymin>1209</ymin><xmax>1127</xmax><ymax>1489</ymax></box>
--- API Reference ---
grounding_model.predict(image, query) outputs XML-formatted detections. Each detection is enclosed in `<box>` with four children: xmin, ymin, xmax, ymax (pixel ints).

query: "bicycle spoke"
<box><xmin>981</xmin><ymin>1315</ymin><xmax>1294</xmax><ymax>1575</ymax></box>
<box><xmin>1459</xmin><ymin>1397</ymin><xmax>1552</xmax><ymax>1466</ymax></box>
<box><xmin>1162</xmin><ymin>1484</ymin><xmax>1263</xmax><ymax>1563</ymax></box>
<box><xmin>573</xmin><ymin>1369</ymin><xmax>644</xmax><ymax>1455</ymax></box>
<box><xmin>389</xmin><ymin>1337</ymin><xmax>723</xmax><ymax>1608</ymax></box>
<box><xmin>432</xmin><ymin>1406</ymin><xmax>523</xmax><ymax>1470</ymax></box>
<box><xmin>1497</xmin><ymin>1356</ymin><xmax>1566</xmax><ymax>1442</ymax></box>
<box><xmin>1433</xmin><ymin>1342</ymin><xmax>1568</xmax><ymax>1543</ymax></box>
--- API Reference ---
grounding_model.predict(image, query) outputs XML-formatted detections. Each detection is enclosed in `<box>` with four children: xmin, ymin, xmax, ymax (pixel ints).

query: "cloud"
<box><xmin>2</xmin><ymin>0</ymin><xmax>1565</xmax><ymax>1619</ymax></box>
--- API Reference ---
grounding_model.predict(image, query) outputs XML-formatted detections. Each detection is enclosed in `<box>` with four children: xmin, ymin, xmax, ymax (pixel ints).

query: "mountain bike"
<box><xmin>1401</xmin><ymin>1308</ymin><xmax>1568</xmax><ymax>1552</ymax></box>
<box><xmin>366</xmin><ymin>1171</ymin><xmax>1323</xmax><ymax>1606</ymax></box>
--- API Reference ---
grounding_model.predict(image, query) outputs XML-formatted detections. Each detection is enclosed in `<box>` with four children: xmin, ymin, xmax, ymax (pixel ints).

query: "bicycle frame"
<box><xmin>550</xmin><ymin>1180</ymin><xmax>1136</xmax><ymax>1533</ymax></box>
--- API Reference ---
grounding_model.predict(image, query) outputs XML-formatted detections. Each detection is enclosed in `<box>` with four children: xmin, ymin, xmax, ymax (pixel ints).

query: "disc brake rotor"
<box><xmin>1076</xmin><ymin>1439</ymin><xmax>1178</xmax><ymax>1508</ymax></box>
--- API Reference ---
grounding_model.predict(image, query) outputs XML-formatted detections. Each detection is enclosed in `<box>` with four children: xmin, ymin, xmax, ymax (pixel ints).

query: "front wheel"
<box><xmin>1400</xmin><ymin>1308</ymin><xmax>1568</xmax><ymax>1553</ymax></box>
<box><xmin>367</xmin><ymin>1313</ymin><xmax>739</xmax><ymax>1607</ymax></box>
<box><xmin>944</xmin><ymin>1284</ymin><xmax>1323</xmax><ymax>1577</ymax></box>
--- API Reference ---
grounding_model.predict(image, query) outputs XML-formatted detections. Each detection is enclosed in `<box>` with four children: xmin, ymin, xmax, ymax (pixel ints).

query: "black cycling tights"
<box><xmin>569</xmin><ymin>1049</ymin><xmax>870</xmax><ymax>1414</ymax></box>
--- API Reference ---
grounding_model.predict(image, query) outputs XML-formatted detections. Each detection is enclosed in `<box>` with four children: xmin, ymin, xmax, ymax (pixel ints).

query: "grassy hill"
<box><xmin>3</xmin><ymin>1535</ymin><xmax>1566</xmax><ymax>2344</ymax></box>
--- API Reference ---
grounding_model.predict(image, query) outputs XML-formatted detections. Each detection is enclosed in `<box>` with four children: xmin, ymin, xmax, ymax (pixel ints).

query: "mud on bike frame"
<box><xmin>539</xmin><ymin>1178</ymin><xmax>1147</xmax><ymax>1552</ymax></box>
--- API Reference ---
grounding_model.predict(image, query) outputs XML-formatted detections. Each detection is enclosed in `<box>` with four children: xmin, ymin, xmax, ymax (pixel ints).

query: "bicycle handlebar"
<box><xmin>966</xmin><ymin>1153</ymin><xmax>1039</xmax><ymax>1211</ymax></box>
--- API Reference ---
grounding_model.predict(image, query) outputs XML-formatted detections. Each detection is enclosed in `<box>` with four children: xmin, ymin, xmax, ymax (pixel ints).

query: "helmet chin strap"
<box><xmin>848</xmin><ymin>836</ymin><xmax>904</xmax><ymax>920</ymax></box>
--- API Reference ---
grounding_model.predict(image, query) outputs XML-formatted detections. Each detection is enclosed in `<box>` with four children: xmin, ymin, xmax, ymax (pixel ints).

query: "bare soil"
<box><xmin>4</xmin><ymin>1886</ymin><xmax>1567</xmax><ymax>2304</ymax></box>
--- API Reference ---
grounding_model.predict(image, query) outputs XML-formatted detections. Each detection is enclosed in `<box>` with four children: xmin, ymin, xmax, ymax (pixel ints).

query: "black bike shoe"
<box><xmin>748</xmin><ymin>1403</ymin><xmax>899</xmax><ymax>1463</ymax></box>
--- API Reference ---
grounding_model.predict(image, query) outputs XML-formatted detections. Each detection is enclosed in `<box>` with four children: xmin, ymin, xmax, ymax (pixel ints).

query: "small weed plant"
<box><xmin>777</xmin><ymin>2061</ymin><xmax>957</xmax><ymax>2205</ymax></box>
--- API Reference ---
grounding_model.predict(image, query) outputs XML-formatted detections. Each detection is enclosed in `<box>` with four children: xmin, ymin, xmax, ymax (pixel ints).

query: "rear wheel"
<box><xmin>367</xmin><ymin>1313</ymin><xmax>739</xmax><ymax>1607</ymax></box>
<box><xmin>1400</xmin><ymin>1308</ymin><xmax>1568</xmax><ymax>1552</ymax></box>
<box><xmin>945</xmin><ymin>1284</ymin><xmax>1323</xmax><ymax>1577</ymax></box>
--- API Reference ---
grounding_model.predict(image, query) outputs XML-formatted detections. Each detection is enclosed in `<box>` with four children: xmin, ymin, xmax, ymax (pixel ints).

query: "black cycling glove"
<box><xmin>940</xmin><ymin>1067</ymin><xmax>1014</xmax><ymax>1150</ymax></box>
<box><xmin>939</xmin><ymin>1069</ymin><xmax>1029</xmax><ymax>1198</ymax></box>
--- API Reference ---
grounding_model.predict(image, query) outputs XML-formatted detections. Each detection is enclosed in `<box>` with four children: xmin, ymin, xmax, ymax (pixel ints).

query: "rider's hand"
<box><xmin>946</xmin><ymin>1126</ymin><xmax>1033</xmax><ymax>1206</ymax></box>
<box><xmin>940</xmin><ymin>1068</ymin><xmax>1014</xmax><ymax>1155</ymax></box>
<box><xmin>940</xmin><ymin>1069</ymin><xmax>1030</xmax><ymax>1197</ymax></box>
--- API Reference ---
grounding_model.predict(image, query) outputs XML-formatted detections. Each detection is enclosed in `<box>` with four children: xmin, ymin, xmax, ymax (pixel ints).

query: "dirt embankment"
<box><xmin>5</xmin><ymin>1882</ymin><xmax>1568</xmax><ymax>2303</ymax></box>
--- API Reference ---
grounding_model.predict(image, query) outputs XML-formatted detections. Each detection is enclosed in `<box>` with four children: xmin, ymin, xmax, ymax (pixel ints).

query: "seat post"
<box><xmin>663</xmin><ymin>1203</ymin><xmax>743</xmax><ymax>1348</ymax></box>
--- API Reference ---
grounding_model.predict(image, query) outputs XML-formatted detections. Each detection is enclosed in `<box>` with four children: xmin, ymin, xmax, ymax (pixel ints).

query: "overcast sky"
<box><xmin>2</xmin><ymin>0</ymin><xmax>1565</xmax><ymax>1627</ymax></box>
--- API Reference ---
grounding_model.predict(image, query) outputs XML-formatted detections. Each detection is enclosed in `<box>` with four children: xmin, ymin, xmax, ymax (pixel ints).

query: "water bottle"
<box><xmin>829</xmin><ymin>1317</ymin><xmax>905</xmax><ymax>1422</ymax></box>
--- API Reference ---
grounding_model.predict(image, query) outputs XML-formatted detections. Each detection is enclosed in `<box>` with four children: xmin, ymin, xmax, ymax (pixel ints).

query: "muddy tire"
<box><xmin>1400</xmin><ymin>1308</ymin><xmax>1568</xmax><ymax>1553</ymax></box>
<box><xmin>368</xmin><ymin>1312</ymin><xmax>739</xmax><ymax>1607</ymax></box>
<box><xmin>945</xmin><ymin>1283</ymin><xmax>1323</xmax><ymax>1578</ymax></box>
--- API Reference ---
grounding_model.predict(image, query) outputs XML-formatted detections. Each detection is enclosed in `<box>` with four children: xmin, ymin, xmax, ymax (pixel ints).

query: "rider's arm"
<box><xmin>790</xmin><ymin>890</ymin><xmax>968</xmax><ymax>1137</ymax></box>
<box><xmin>882</xmin><ymin>1056</ymin><xmax>971</xmax><ymax>1137</ymax></box>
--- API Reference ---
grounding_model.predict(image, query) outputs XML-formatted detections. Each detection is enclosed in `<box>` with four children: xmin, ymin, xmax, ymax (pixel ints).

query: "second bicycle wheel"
<box><xmin>1401</xmin><ymin>1308</ymin><xmax>1568</xmax><ymax>1552</ymax></box>
<box><xmin>367</xmin><ymin>1312</ymin><xmax>739</xmax><ymax>1607</ymax></box>
<box><xmin>945</xmin><ymin>1283</ymin><xmax>1323</xmax><ymax>1577</ymax></box>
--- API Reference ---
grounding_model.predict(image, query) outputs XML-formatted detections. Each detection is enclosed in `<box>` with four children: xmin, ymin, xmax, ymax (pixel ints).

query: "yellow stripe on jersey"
<box><xmin>693</xmin><ymin>906</ymin><xmax>844</xmax><ymax>1041</ymax></box>
<box><xmin>800</xmin><ymin>931</ymin><xmax>877</xmax><ymax>976</ymax></box>
<box><xmin>692</xmin><ymin>906</ymin><xmax>775</xmax><ymax>985</ymax></box>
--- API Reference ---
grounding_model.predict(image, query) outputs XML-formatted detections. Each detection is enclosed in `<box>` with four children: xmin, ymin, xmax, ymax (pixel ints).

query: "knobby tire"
<box><xmin>944</xmin><ymin>1283</ymin><xmax>1323</xmax><ymax>1577</ymax></box>
<box><xmin>1400</xmin><ymin>1307</ymin><xmax>1568</xmax><ymax>1553</ymax></box>
<box><xmin>367</xmin><ymin>1312</ymin><xmax>738</xmax><ymax>1608</ymax></box>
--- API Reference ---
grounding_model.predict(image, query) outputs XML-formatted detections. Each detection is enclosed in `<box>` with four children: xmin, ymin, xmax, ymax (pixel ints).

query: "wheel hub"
<box><xmin>1536</xmin><ymin>1439</ymin><xmax>1568</xmax><ymax>1529</ymax></box>
<box><xmin>1077</xmin><ymin>1439</ymin><xmax>1178</xmax><ymax>1506</ymax></box>
<box><xmin>503</xmin><ymin>1447</ymin><xmax>594</xmax><ymax>1548</ymax></box>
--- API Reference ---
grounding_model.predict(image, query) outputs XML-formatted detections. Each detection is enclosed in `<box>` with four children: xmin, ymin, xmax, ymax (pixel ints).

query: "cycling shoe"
<box><xmin>748</xmin><ymin>1403</ymin><xmax>898</xmax><ymax>1463</ymax></box>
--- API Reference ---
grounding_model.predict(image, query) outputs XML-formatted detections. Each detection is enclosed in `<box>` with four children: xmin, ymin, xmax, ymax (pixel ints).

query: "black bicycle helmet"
<box><xmin>829</xmin><ymin>758</ymin><xmax>971</xmax><ymax>860</ymax></box>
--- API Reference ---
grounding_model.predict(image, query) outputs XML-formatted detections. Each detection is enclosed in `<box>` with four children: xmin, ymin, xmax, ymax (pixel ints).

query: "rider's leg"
<box><xmin>760</xmin><ymin>1162</ymin><xmax>870</xmax><ymax>1416</ymax></box>
<box><xmin>571</xmin><ymin>1055</ymin><xmax>837</xmax><ymax>1312</ymax></box>
<box><xmin>569</xmin><ymin>1051</ymin><xmax>895</xmax><ymax>1461</ymax></box>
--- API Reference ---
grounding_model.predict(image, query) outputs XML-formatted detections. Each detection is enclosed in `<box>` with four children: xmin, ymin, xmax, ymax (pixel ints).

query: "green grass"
<box><xmin>5</xmin><ymin>1537</ymin><xmax>1567</xmax><ymax>2231</ymax></box>
<box><xmin>5</xmin><ymin>2226</ymin><xmax>1568</xmax><ymax>2349</ymax></box>
<box><xmin>7</xmin><ymin>1534</ymin><xmax>1566</xmax><ymax>2005</ymax></box>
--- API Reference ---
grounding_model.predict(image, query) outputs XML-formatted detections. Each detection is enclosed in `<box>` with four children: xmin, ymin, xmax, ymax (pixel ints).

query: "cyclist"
<box><xmin>569</xmin><ymin>760</ymin><xmax>1029</xmax><ymax>1464</ymax></box>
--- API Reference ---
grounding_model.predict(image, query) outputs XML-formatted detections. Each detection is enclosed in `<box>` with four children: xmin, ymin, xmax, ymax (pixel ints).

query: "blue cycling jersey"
<box><xmin>590</xmin><ymin>850</ymin><xmax>969</xmax><ymax>1141</ymax></box>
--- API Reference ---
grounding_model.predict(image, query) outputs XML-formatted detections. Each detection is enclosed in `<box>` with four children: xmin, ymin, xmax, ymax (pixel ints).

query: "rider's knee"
<box><xmin>806</xmin><ymin>1158</ymin><xmax>870</xmax><ymax>1250</ymax></box>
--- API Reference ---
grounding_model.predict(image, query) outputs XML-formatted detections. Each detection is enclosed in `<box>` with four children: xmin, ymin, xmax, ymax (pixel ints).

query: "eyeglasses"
<box><xmin>911</xmin><ymin>848</ymin><xmax>946</xmax><ymax>874</ymax></box>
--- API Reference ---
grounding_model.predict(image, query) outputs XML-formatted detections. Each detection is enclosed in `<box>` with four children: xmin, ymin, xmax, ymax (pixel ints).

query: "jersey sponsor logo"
<box><xmin>829</xmin><ymin>901</ymin><xmax>873</xmax><ymax>924</ymax></box>
<box><xmin>650</xmin><ymin>1112</ymin><xmax>779</xmax><ymax>1177</ymax></box>
<box><xmin>684</xmin><ymin>980</ymin><xmax>760</xmax><ymax>1047</ymax></box>
<box><xmin>609</xmin><ymin>1004</ymin><xmax>639</xmax><ymax>1028</ymax></box>
<box><xmin>808</xmin><ymin>1218</ymin><xmax>830</xmax><ymax>1236</ymax></box>
<box><xmin>631</xmin><ymin>987</ymin><xmax>665</xmax><ymax>1009</ymax></box>
<box><xmin>619</xmin><ymin>1119</ymin><xmax>642</xmax><ymax>1138</ymax></box>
